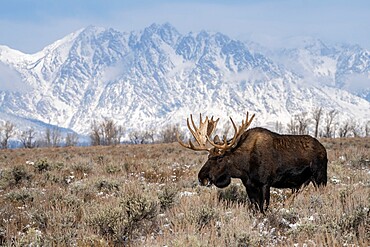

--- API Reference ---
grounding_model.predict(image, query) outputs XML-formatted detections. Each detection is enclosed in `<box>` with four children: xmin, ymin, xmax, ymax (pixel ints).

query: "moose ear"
<box><xmin>213</xmin><ymin>135</ymin><xmax>221</xmax><ymax>144</ymax></box>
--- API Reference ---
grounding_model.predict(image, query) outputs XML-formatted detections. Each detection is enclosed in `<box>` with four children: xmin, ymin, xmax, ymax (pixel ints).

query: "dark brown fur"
<box><xmin>198</xmin><ymin>127</ymin><xmax>328</xmax><ymax>213</ymax></box>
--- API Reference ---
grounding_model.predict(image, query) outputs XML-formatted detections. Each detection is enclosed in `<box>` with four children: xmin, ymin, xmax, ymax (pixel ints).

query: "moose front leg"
<box><xmin>250</xmin><ymin>185</ymin><xmax>268</xmax><ymax>214</ymax></box>
<box><xmin>243</xmin><ymin>179</ymin><xmax>266</xmax><ymax>214</ymax></box>
<box><xmin>256</xmin><ymin>185</ymin><xmax>268</xmax><ymax>214</ymax></box>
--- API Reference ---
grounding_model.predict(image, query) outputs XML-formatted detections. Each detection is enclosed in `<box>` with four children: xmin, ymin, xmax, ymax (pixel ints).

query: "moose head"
<box><xmin>177</xmin><ymin>113</ymin><xmax>255</xmax><ymax>188</ymax></box>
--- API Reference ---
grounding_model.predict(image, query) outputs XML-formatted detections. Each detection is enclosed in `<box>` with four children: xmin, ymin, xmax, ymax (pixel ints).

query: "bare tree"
<box><xmin>366</xmin><ymin>121</ymin><xmax>370</xmax><ymax>137</ymax></box>
<box><xmin>65</xmin><ymin>132</ymin><xmax>79</xmax><ymax>147</ymax></box>
<box><xmin>0</xmin><ymin>121</ymin><xmax>16</xmax><ymax>149</ymax></box>
<box><xmin>323</xmin><ymin>110</ymin><xmax>338</xmax><ymax>138</ymax></box>
<box><xmin>144</xmin><ymin>130</ymin><xmax>155</xmax><ymax>143</ymax></box>
<box><xmin>129</xmin><ymin>131</ymin><xmax>141</xmax><ymax>144</ymax></box>
<box><xmin>101</xmin><ymin>119</ymin><xmax>115</xmax><ymax>145</ymax></box>
<box><xmin>295</xmin><ymin>112</ymin><xmax>311</xmax><ymax>135</ymax></box>
<box><xmin>349</xmin><ymin>121</ymin><xmax>361</xmax><ymax>137</ymax></box>
<box><xmin>115</xmin><ymin>125</ymin><xmax>124</xmax><ymax>144</ymax></box>
<box><xmin>288</xmin><ymin>113</ymin><xmax>310</xmax><ymax>135</ymax></box>
<box><xmin>275</xmin><ymin>121</ymin><xmax>284</xmax><ymax>134</ymax></box>
<box><xmin>287</xmin><ymin>118</ymin><xmax>299</xmax><ymax>135</ymax></box>
<box><xmin>45</xmin><ymin>128</ymin><xmax>52</xmax><ymax>147</ymax></box>
<box><xmin>90</xmin><ymin>120</ymin><xmax>101</xmax><ymax>146</ymax></box>
<box><xmin>101</xmin><ymin>119</ymin><xmax>125</xmax><ymax>145</ymax></box>
<box><xmin>312</xmin><ymin>107</ymin><xmax>323</xmax><ymax>138</ymax></box>
<box><xmin>20</xmin><ymin>128</ymin><xmax>37</xmax><ymax>148</ymax></box>
<box><xmin>51</xmin><ymin>127</ymin><xmax>62</xmax><ymax>147</ymax></box>
<box><xmin>43</xmin><ymin>127</ymin><xmax>62</xmax><ymax>147</ymax></box>
<box><xmin>338</xmin><ymin>121</ymin><xmax>350</xmax><ymax>137</ymax></box>
<box><xmin>129</xmin><ymin>130</ymin><xmax>153</xmax><ymax>144</ymax></box>
<box><xmin>161</xmin><ymin>124</ymin><xmax>181</xmax><ymax>143</ymax></box>
<box><xmin>90</xmin><ymin>118</ymin><xmax>124</xmax><ymax>146</ymax></box>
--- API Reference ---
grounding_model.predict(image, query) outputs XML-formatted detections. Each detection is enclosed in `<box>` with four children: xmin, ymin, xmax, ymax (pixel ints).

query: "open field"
<box><xmin>0</xmin><ymin>137</ymin><xmax>369</xmax><ymax>246</ymax></box>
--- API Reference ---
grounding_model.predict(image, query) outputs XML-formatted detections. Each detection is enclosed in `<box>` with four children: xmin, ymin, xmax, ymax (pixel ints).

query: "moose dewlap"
<box><xmin>177</xmin><ymin>112</ymin><xmax>328</xmax><ymax>213</ymax></box>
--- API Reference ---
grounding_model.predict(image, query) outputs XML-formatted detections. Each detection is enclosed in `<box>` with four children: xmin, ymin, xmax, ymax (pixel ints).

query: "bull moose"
<box><xmin>177</xmin><ymin>113</ymin><xmax>328</xmax><ymax>213</ymax></box>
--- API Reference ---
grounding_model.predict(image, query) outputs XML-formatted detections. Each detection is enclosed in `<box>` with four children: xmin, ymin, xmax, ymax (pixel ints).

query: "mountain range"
<box><xmin>0</xmin><ymin>23</ymin><xmax>369</xmax><ymax>140</ymax></box>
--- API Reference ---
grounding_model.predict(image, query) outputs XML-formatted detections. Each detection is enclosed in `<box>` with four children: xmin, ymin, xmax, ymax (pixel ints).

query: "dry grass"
<box><xmin>0</xmin><ymin>138</ymin><xmax>369</xmax><ymax>246</ymax></box>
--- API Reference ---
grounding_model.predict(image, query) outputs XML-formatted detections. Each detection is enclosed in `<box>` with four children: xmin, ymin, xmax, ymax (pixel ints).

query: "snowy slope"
<box><xmin>0</xmin><ymin>23</ymin><xmax>369</xmax><ymax>140</ymax></box>
<box><xmin>269</xmin><ymin>37</ymin><xmax>370</xmax><ymax>101</ymax></box>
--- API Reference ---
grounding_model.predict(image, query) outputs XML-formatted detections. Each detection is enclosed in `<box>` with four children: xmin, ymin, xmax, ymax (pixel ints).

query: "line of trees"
<box><xmin>90</xmin><ymin>119</ymin><xmax>124</xmax><ymax>146</ymax></box>
<box><xmin>0</xmin><ymin>108</ymin><xmax>369</xmax><ymax>149</ymax></box>
<box><xmin>0</xmin><ymin>121</ymin><xmax>79</xmax><ymax>149</ymax></box>
<box><xmin>89</xmin><ymin>119</ymin><xmax>180</xmax><ymax>145</ymax></box>
<box><xmin>277</xmin><ymin>107</ymin><xmax>370</xmax><ymax>138</ymax></box>
<box><xmin>0</xmin><ymin>118</ymin><xmax>182</xmax><ymax>149</ymax></box>
<box><xmin>88</xmin><ymin>109</ymin><xmax>369</xmax><ymax>146</ymax></box>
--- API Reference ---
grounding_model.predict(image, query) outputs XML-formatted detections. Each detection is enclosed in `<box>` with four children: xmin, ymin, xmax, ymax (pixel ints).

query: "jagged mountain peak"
<box><xmin>139</xmin><ymin>23</ymin><xmax>181</xmax><ymax>46</ymax></box>
<box><xmin>188</xmin><ymin>30</ymin><xmax>231</xmax><ymax>46</ymax></box>
<box><xmin>38</xmin><ymin>28</ymin><xmax>84</xmax><ymax>56</ymax></box>
<box><xmin>143</xmin><ymin>22</ymin><xmax>179</xmax><ymax>35</ymax></box>
<box><xmin>76</xmin><ymin>25</ymin><xmax>129</xmax><ymax>43</ymax></box>
<box><xmin>176</xmin><ymin>30</ymin><xmax>271</xmax><ymax>75</ymax></box>
<box><xmin>81</xmin><ymin>25</ymin><xmax>107</xmax><ymax>35</ymax></box>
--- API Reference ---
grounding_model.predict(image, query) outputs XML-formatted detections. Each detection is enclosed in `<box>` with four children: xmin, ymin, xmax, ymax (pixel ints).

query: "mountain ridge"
<box><xmin>0</xmin><ymin>23</ymin><xmax>369</xmax><ymax>139</ymax></box>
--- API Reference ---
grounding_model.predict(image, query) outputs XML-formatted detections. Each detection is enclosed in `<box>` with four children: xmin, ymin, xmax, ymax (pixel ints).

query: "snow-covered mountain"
<box><xmin>0</xmin><ymin>23</ymin><xmax>369</xmax><ymax>139</ymax></box>
<box><xmin>268</xmin><ymin>36</ymin><xmax>370</xmax><ymax>101</ymax></box>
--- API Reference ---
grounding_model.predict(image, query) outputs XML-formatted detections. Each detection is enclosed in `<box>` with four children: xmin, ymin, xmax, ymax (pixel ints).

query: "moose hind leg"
<box><xmin>311</xmin><ymin>157</ymin><xmax>328</xmax><ymax>187</ymax></box>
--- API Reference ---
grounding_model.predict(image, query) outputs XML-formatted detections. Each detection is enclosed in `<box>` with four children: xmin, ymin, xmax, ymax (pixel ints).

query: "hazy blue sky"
<box><xmin>0</xmin><ymin>0</ymin><xmax>369</xmax><ymax>53</ymax></box>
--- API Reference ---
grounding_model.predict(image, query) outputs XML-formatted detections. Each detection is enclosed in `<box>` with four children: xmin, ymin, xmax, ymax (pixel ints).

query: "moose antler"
<box><xmin>177</xmin><ymin>114</ymin><xmax>219</xmax><ymax>151</ymax></box>
<box><xmin>207</xmin><ymin>112</ymin><xmax>255</xmax><ymax>151</ymax></box>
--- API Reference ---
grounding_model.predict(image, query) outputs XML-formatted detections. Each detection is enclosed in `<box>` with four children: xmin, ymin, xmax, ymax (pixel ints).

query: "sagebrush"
<box><xmin>0</xmin><ymin>138</ymin><xmax>369</xmax><ymax>246</ymax></box>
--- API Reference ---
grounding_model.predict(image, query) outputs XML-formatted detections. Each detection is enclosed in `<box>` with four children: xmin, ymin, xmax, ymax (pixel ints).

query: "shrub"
<box><xmin>31</xmin><ymin>209</ymin><xmax>48</xmax><ymax>231</ymax></box>
<box><xmin>339</xmin><ymin>205</ymin><xmax>369</xmax><ymax>237</ymax></box>
<box><xmin>0</xmin><ymin>165</ymin><xmax>32</xmax><ymax>189</ymax></box>
<box><xmin>217</xmin><ymin>184</ymin><xmax>248</xmax><ymax>205</ymax></box>
<box><xmin>34</xmin><ymin>159</ymin><xmax>50</xmax><ymax>173</ymax></box>
<box><xmin>105</xmin><ymin>164</ymin><xmax>122</xmax><ymax>174</ymax></box>
<box><xmin>234</xmin><ymin>232</ymin><xmax>254</xmax><ymax>247</ymax></box>
<box><xmin>17</xmin><ymin>228</ymin><xmax>44</xmax><ymax>246</ymax></box>
<box><xmin>88</xmin><ymin>191</ymin><xmax>159</xmax><ymax>245</ymax></box>
<box><xmin>95</xmin><ymin>179</ymin><xmax>120</xmax><ymax>193</ymax></box>
<box><xmin>69</xmin><ymin>181</ymin><xmax>97</xmax><ymax>203</ymax></box>
<box><xmin>88</xmin><ymin>204</ymin><xmax>127</xmax><ymax>241</ymax></box>
<box><xmin>12</xmin><ymin>165</ymin><xmax>32</xmax><ymax>185</ymax></box>
<box><xmin>122</xmin><ymin>193</ymin><xmax>158</xmax><ymax>226</ymax></box>
<box><xmin>71</xmin><ymin>162</ymin><xmax>92</xmax><ymax>178</ymax></box>
<box><xmin>193</xmin><ymin>206</ymin><xmax>219</xmax><ymax>230</ymax></box>
<box><xmin>158</xmin><ymin>185</ymin><xmax>178</xmax><ymax>211</ymax></box>
<box><xmin>5</xmin><ymin>188</ymin><xmax>34</xmax><ymax>205</ymax></box>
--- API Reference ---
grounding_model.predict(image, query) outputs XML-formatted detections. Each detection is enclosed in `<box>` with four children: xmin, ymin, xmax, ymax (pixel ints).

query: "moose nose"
<box><xmin>198</xmin><ymin>178</ymin><xmax>212</xmax><ymax>187</ymax></box>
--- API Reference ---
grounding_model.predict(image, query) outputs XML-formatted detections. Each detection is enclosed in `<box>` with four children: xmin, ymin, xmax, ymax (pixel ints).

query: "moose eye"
<box><xmin>217</xmin><ymin>156</ymin><xmax>223</xmax><ymax>163</ymax></box>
